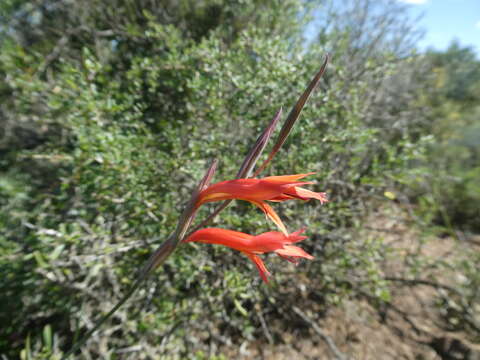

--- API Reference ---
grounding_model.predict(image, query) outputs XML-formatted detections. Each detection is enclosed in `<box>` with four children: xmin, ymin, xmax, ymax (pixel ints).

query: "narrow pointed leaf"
<box><xmin>254</xmin><ymin>54</ymin><xmax>329</xmax><ymax>176</ymax></box>
<box><xmin>237</xmin><ymin>107</ymin><xmax>283</xmax><ymax>178</ymax></box>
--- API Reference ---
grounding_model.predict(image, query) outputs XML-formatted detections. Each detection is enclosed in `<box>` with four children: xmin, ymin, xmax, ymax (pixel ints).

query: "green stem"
<box><xmin>61</xmin><ymin>235</ymin><xmax>178</xmax><ymax>359</ymax></box>
<box><xmin>61</xmin><ymin>271</ymin><xmax>146</xmax><ymax>359</ymax></box>
<box><xmin>61</xmin><ymin>160</ymin><xmax>218</xmax><ymax>358</ymax></box>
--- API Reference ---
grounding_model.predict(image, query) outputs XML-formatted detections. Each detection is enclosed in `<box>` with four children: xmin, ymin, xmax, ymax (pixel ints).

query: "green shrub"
<box><xmin>0</xmin><ymin>0</ymin><xmax>432</xmax><ymax>357</ymax></box>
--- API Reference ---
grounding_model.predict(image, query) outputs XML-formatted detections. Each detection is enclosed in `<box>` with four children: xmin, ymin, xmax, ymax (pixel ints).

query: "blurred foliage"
<box><xmin>435</xmin><ymin>249</ymin><xmax>480</xmax><ymax>341</ymax></box>
<box><xmin>410</xmin><ymin>42</ymin><xmax>480</xmax><ymax>232</ymax></box>
<box><xmin>405</xmin><ymin>42</ymin><xmax>480</xmax><ymax>345</ymax></box>
<box><xmin>0</xmin><ymin>0</ymin><xmax>478</xmax><ymax>359</ymax></box>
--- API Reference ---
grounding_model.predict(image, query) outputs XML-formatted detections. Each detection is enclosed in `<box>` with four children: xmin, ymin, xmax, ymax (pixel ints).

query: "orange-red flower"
<box><xmin>196</xmin><ymin>173</ymin><xmax>327</xmax><ymax>234</ymax></box>
<box><xmin>183</xmin><ymin>228</ymin><xmax>314</xmax><ymax>283</ymax></box>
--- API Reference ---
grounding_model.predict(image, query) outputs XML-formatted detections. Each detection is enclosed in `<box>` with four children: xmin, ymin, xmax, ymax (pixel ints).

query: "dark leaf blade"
<box><xmin>253</xmin><ymin>54</ymin><xmax>329</xmax><ymax>177</ymax></box>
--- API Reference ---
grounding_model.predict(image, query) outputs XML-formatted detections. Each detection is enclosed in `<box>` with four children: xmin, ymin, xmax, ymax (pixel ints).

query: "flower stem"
<box><xmin>61</xmin><ymin>160</ymin><xmax>217</xmax><ymax>358</ymax></box>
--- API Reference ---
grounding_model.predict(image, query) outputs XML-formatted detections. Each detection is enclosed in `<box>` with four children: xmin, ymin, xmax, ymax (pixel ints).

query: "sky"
<box><xmin>399</xmin><ymin>0</ymin><xmax>480</xmax><ymax>55</ymax></box>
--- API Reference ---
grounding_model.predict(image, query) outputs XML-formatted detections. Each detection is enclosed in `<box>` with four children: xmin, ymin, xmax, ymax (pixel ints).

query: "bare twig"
<box><xmin>292</xmin><ymin>306</ymin><xmax>350</xmax><ymax>360</ymax></box>
<box><xmin>257</xmin><ymin>311</ymin><xmax>274</xmax><ymax>345</ymax></box>
<box><xmin>383</xmin><ymin>277</ymin><xmax>461</xmax><ymax>296</ymax></box>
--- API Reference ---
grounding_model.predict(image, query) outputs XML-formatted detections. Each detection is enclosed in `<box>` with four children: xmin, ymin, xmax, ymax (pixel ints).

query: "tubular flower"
<box><xmin>196</xmin><ymin>173</ymin><xmax>327</xmax><ymax>234</ymax></box>
<box><xmin>183</xmin><ymin>228</ymin><xmax>314</xmax><ymax>283</ymax></box>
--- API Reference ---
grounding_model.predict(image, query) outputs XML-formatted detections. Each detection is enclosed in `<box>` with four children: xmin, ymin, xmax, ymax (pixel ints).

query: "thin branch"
<box><xmin>292</xmin><ymin>306</ymin><xmax>350</xmax><ymax>360</ymax></box>
<box><xmin>62</xmin><ymin>273</ymin><xmax>145</xmax><ymax>359</ymax></box>
<box><xmin>257</xmin><ymin>310</ymin><xmax>274</xmax><ymax>345</ymax></box>
<box><xmin>384</xmin><ymin>277</ymin><xmax>461</xmax><ymax>296</ymax></box>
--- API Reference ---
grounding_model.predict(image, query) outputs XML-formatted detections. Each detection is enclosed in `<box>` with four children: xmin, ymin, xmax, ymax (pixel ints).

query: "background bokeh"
<box><xmin>1</xmin><ymin>0</ymin><xmax>479</xmax><ymax>358</ymax></box>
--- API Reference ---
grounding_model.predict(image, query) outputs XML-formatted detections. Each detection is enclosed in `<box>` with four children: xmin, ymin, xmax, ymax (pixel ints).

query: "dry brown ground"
<box><xmin>221</xmin><ymin>205</ymin><xmax>480</xmax><ymax>360</ymax></box>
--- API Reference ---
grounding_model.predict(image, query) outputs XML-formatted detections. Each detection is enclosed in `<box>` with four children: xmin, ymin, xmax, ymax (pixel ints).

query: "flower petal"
<box><xmin>286</xmin><ymin>186</ymin><xmax>328</xmax><ymax>203</ymax></box>
<box><xmin>183</xmin><ymin>227</ymin><xmax>255</xmax><ymax>253</ymax></box>
<box><xmin>286</xmin><ymin>228</ymin><xmax>308</xmax><ymax>243</ymax></box>
<box><xmin>275</xmin><ymin>245</ymin><xmax>314</xmax><ymax>260</ymax></box>
<box><xmin>262</xmin><ymin>172</ymin><xmax>316</xmax><ymax>183</ymax></box>
<box><xmin>250</xmin><ymin>200</ymin><xmax>288</xmax><ymax>235</ymax></box>
<box><xmin>244</xmin><ymin>252</ymin><xmax>271</xmax><ymax>283</ymax></box>
<box><xmin>185</xmin><ymin>228</ymin><xmax>313</xmax><ymax>283</ymax></box>
<box><xmin>276</xmin><ymin>253</ymin><xmax>300</xmax><ymax>264</ymax></box>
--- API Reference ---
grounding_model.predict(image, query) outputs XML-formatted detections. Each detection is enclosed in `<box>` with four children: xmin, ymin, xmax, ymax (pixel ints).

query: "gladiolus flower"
<box><xmin>183</xmin><ymin>228</ymin><xmax>314</xmax><ymax>283</ymax></box>
<box><xmin>196</xmin><ymin>173</ymin><xmax>327</xmax><ymax>234</ymax></box>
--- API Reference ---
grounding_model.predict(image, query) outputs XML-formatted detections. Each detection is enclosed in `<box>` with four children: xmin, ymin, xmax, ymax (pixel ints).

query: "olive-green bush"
<box><xmin>1</xmin><ymin>1</ymin><xmax>461</xmax><ymax>358</ymax></box>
